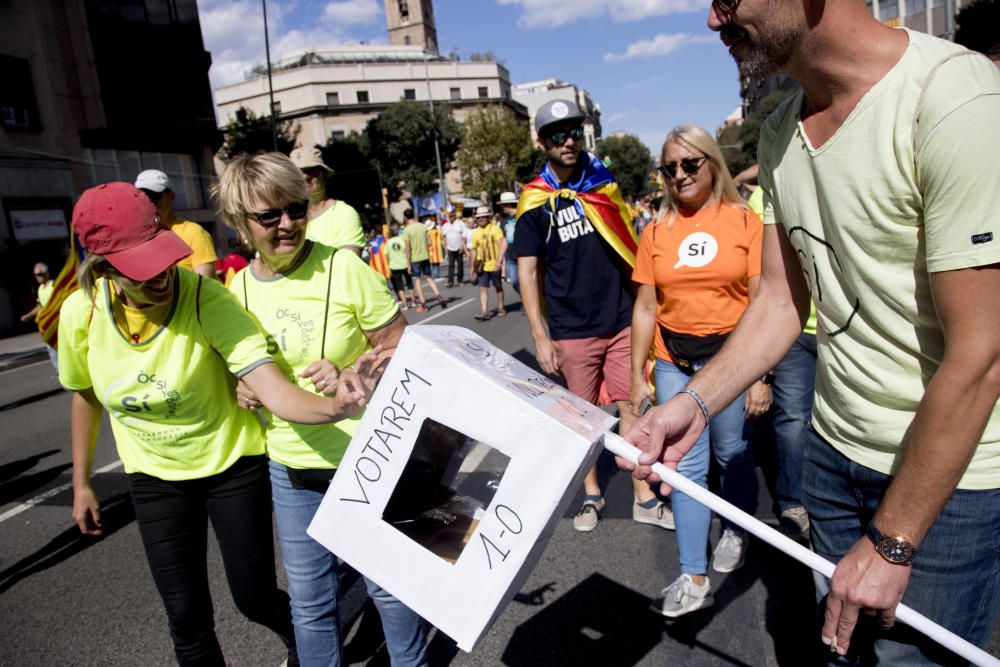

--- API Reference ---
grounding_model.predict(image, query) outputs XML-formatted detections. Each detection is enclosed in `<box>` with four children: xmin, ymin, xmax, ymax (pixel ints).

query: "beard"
<box><xmin>722</xmin><ymin>16</ymin><xmax>802</xmax><ymax>80</ymax></box>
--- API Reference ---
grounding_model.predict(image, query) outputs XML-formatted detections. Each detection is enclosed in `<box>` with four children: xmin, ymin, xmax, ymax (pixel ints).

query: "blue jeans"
<box><xmin>505</xmin><ymin>258</ymin><xmax>519</xmax><ymax>293</ymax></box>
<box><xmin>771</xmin><ymin>332</ymin><xmax>816</xmax><ymax>511</ymax></box>
<box><xmin>802</xmin><ymin>427</ymin><xmax>1000</xmax><ymax>665</ymax></box>
<box><xmin>269</xmin><ymin>460</ymin><xmax>428</xmax><ymax>667</ymax></box>
<box><xmin>654</xmin><ymin>358</ymin><xmax>756</xmax><ymax>575</ymax></box>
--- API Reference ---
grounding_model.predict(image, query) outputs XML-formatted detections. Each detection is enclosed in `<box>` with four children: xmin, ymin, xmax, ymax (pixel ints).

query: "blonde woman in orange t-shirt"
<box><xmin>630</xmin><ymin>125</ymin><xmax>771</xmax><ymax>619</ymax></box>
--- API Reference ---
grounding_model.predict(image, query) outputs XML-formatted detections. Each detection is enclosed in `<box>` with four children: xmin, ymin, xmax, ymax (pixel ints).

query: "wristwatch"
<box><xmin>761</xmin><ymin>372</ymin><xmax>776</xmax><ymax>386</ymax></box>
<box><xmin>866</xmin><ymin>522</ymin><xmax>916</xmax><ymax>566</ymax></box>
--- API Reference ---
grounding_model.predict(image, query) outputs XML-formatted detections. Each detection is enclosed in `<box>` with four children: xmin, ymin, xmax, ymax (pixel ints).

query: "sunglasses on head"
<box><xmin>248</xmin><ymin>200</ymin><xmax>309</xmax><ymax>228</ymax></box>
<box><xmin>659</xmin><ymin>156</ymin><xmax>709</xmax><ymax>180</ymax></box>
<box><xmin>714</xmin><ymin>0</ymin><xmax>740</xmax><ymax>13</ymax></box>
<box><xmin>545</xmin><ymin>126</ymin><xmax>585</xmax><ymax>145</ymax></box>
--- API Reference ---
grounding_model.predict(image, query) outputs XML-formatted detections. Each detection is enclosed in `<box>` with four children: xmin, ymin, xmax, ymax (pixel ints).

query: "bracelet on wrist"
<box><xmin>677</xmin><ymin>387</ymin><xmax>711</xmax><ymax>426</ymax></box>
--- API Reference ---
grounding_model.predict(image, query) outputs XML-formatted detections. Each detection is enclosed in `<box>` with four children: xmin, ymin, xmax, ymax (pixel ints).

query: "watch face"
<box><xmin>879</xmin><ymin>538</ymin><xmax>913</xmax><ymax>563</ymax></box>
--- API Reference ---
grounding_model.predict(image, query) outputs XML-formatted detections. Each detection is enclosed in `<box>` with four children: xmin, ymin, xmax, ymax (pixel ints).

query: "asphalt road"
<box><xmin>1</xmin><ymin>278</ymin><xmax>997</xmax><ymax>666</ymax></box>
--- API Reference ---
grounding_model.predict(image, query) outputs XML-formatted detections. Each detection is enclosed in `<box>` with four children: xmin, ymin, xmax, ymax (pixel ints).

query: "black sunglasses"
<box><xmin>248</xmin><ymin>200</ymin><xmax>309</xmax><ymax>228</ymax></box>
<box><xmin>714</xmin><ymin>0</ymin><xmax>740</xmax><ymax>13</ymax></box>
<box><xmin>659</xmin><ymin>156</ymin><xmax>709</xmax><ymax>180</ymax></box>
<box><xmin>546</xmin><ymin>126</ymin><xmax>585</xmax><ymax>145</ymax></box>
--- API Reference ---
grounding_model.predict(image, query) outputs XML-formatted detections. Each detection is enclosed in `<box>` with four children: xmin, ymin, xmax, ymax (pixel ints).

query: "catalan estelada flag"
<box><xmin>369</xmin><ymin>234</ymin><xmax>391</xmax><ymax>279</ymax></box>
<box><xmin>36</xmin><ymin>226</ymin><xmax>83</xmax><ymax>348</ymax></box>
<box><xmin>515</xmin><ymin>151</ymin><xmax>638</xmax><ymax>267</ymax></box>
<box><xmin>427</xmin><ymin>227</ymin><xmax>443</xmax><ymax>265</ymax></box>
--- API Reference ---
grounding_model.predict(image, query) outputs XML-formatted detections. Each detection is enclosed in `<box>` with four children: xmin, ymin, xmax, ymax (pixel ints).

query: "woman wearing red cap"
<box><xmin>60</xmin><ymin>182</ymin><xmax>376</xmax><ymax>666</ymax></box>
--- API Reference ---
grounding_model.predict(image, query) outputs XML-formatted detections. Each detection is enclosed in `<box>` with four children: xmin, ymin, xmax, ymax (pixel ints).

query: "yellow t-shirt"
<box><xmin>37</xmin><ymin>280</ymin><xmax>55</xmax><ymax>308</ymax></box>
<box><xmin>305</xmin><ymin>201</ymin><xmax>366</xmax><ymax>250</ymax></box>
<box><xmin>230</xmin><ymin>242</ymin><xmax>400</xmax><ymax>469</ymax></box>
<box><xmin>169</xmin><ymin>219</ymin><xmax>218</xmax><ymax>271</ymax></box>
<box><xmin>759</xmin><ymin>29</ymin><xmax>1000</xmax><ymax>489</ymax></box>
<box><xmin>58</xmin><ymin>268</ymin><xmax>270</xmax><ymax>480</ymax></box>
<box><xmin>472</xmin><ymin>224</ymin><xmax>505</xmax><ymax>272</ymax></box>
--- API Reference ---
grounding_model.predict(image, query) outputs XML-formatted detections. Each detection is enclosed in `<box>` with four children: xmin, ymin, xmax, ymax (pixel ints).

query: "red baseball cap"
<box><xmin>73</xmin><ymin>182</ymin><xmax>192</xmax><ymax>281</ymax></box>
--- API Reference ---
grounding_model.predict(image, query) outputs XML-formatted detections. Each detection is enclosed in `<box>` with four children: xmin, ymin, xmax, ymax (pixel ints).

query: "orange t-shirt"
<box><xmin>632</xmin><ymin>203</ymin><xmax>762</xmax><ymax>361</ymax></box>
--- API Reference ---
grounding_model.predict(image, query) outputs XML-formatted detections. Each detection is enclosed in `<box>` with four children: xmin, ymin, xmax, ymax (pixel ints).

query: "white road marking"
<box><xmin>0</xmin><ymin>459</ymin><xmax>123</xmax><ymax>524</ymax></box>
<box><xmin>419</xmin><ymin>298</ymin><xmax>474</xmax><ymax>324</ymax></box>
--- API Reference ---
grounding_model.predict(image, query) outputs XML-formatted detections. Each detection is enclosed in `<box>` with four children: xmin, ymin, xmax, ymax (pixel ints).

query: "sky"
<box><xmin>195</xmin><ymin>0</ymin><xmax>744</xmax><ymax>153</ymax></box>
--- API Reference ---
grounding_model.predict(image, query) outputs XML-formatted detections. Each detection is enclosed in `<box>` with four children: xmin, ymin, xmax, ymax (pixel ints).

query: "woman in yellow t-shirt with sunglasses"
<box><xmin>216</xmin><ymin>153</ymin><xmax>426</xmax><ymax>667</ymax></box>
<box><xmin>60</xmin><ymin>182</ymin><xmax>374</xmax><ymax>666</ymax></box>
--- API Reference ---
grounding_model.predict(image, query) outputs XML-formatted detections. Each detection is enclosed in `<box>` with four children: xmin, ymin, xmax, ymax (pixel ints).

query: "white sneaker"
<box><xmin>633</xmin><ymin>501</ymin><xmax>675</xmax><ymax>530</ymax></box>
<box><xmin>572</xmin><ymin>498</ymin><xmax>605</xmax><ymax>532</ymax></box>
<box><xmin>712</xmin><ymin>528</ymin><xmax>747</xmax><ymax>573</ymax></box>
<box><xmin>780</xmin><ymin>505</ymin><xmax>810</xmax><ymax>536</ymax></box>
<box><xmin>649</xmin><ymin>574</ymin><xmax>714</xmax><ymax>618</ymax></box>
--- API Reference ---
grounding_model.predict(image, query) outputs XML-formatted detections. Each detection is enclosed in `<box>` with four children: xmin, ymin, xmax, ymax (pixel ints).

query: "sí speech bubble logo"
<box><xmin>674</xmin><ymin>232</ymin><xmax>719</xmax><ymax>269</ymax></box>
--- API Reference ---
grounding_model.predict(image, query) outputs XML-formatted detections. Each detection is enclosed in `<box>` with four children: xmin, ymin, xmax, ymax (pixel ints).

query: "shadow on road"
<box><xmin>0</xmin><ymin>462</ymin><xmax>72</xmax><ymax>506</ymax></box>
<box><xmin>0</xmin><ymin>449</ymin><xmax>60</xmax><ymax>483</ymax></box>
<box><xmin>0</xmin><ymin>492</ymin><xmax>134</xmax><ymax>595</ymax></box>
<box><xmin>0</xmin><ymin>387</ymin><xmax>65</xmax><ymax>413</ymax></box>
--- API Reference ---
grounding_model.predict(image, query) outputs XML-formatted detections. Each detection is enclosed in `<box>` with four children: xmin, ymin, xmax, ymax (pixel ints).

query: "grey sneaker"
<box><xmin>633</xmin><ymin>501</ymin><xmax>675</xmax><ymax>530</ymax></box>
<box><xmin>572</xmin><ymin>498</ymin><xmax>605</xmax><ymax>532</ymax></box>
<box><xmin>649</xmin><ymin>574</ymin><xmax>714</xmax><ymax>618</ymax></box>
<box><xmin>712</xmin><ymin>528</ymin><xmax>747</xmax><ymax>573</ymax></box>
<box><xmin>780</xmin><ymin>505</ymin><xmax>810</xmax><ymax>535</ymax></box>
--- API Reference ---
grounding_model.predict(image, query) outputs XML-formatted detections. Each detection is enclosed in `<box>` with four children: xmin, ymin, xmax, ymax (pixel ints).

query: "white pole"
<box><xmin>603</xmin><ymin>432</ymin><xmax>1000</xmax><ymax>667</ymax></box>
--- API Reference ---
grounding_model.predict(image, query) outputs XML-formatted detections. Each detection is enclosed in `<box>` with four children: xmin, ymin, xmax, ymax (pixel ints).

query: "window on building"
<box><xmin>478</xmin><ymin>86</ymin><xmax>488</xmax><ymax>99</ymax></box>
<box><xmin>83</xmin><ymin>149</ymin><xmax>206</xmax><ymax>210</ymax></box>
<box><xmin>327</xmin><ymin>92</ymin><xmax>340</xmax><ymax>106</ymax></box>
<box><xmin>357</xmin><ymin>90</ymin><xmax>370</xmax><ymax>103</ymax></box>
<box><xmin>399</xmin><ymin>1</ymin><xmax>409</xmax><ymax>18</ymax></box>
<box><xmin>0</xmin><ymin>55</ymin><xmax>42</xmax><ymax>132</ymax></box>
<box><xmin>404</xmin><ymin>88</ymin><xmax>416</xmax><ymax>101</ymax></box>
<box><xmin>905</xmin><ymin>0</ymin><xmax>926</xmax><ymax>13</ymax></box>
<box><xmin>404</xmin><ymin>35</ymin><xmax>411</xmax><ymax>45</ymax></box>
<box><xmin>330</xmin><ymin>130</ymin><xmax>346</xmax><ymax>139</ymax></box>
<box><xmin>878</xmin><ymin>0</ymin><xmax>899</xmax><ymax>20</ymax></box>
<box><xmin>271</xmin><ymin>101</ymin><xmax>281</xmax><ymax>114</ymax></box>
<box><xmin>450</xmin><ymin>87</ymin><xmax>460</xmax><ymax>100</ymax></box>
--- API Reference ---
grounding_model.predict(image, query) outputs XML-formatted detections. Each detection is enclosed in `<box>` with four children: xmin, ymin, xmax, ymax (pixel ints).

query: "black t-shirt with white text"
<box><xmin>513</xmin><ymin>195</ymin><xmax>633</xmax><ymax>340</ymax></box>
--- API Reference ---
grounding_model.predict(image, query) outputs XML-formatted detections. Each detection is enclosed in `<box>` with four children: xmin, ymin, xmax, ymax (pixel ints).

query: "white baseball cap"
<box><xmin>135</xmin><ymin>169</ymin><xmax>172</xmax><ymax>193</ymax></box>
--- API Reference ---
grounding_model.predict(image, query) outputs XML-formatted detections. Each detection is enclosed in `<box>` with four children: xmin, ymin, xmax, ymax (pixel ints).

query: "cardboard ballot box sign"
<box><xmin>308</xmin><ymin>325</ymin><xmax>613</xmax><ymax>651</ymax></box>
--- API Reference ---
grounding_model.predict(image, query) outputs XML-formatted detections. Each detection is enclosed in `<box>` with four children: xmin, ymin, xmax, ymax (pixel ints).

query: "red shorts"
<box><xmin>552</xmin><ymin>327</ymin><xmax>631</xmax><ymax>405</ymax></box>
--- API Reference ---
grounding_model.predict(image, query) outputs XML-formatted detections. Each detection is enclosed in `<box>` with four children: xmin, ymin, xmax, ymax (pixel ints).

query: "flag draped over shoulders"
<box><xmin>515</xmin><ymin>151</ymin><xmax>638</xmax><ymax>267</ymax></box>
<box><xmin>36</xmin><ymin>227</ymin><xmax>83</xmax><ymax>348</ymax></box>
<box><xmin>369</xmin><ymin>235</ymin><xmax>391</xmax><ymax>278</ymax></box>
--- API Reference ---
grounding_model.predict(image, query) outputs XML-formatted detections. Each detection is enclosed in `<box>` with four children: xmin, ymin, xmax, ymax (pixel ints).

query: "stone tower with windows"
<box><xmin>384</xmin><ymin>0</ymin><xmax>438</xmax><ymax>54</ymax></box>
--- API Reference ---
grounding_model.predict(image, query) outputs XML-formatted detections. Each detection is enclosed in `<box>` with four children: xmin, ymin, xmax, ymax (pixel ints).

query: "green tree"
<box><xmin>364</xmin><ymin>101</ymin><xmax>461</xmax><ymax>201</ymax></box>
<box><xmin>738</xmin><ymin>90</ymin><xmax>792</xmax><ymax>164</ymax></box>
<box><xmin>595</xmin><ymin>134</ymin><xmax>654</xmax><ymax>198</ymax></box>
<box><xmin>717</xmin><ymin>123</ymin><xmax>751</xmax><ymax>177</ymax></box>
<box><xmin>219</xmin><ymin>106</ymin><xmax>298</xmax><ymax>160</ymax></box>
<box><xmin>456</xmin><ymin>106</ymin><xmax>535</xmax><ymax>201</ymax></box>
<box><xmin>320</xmin><ymin>133</ymin><xmax>384</xmax><ymax>229</ymax></box>
<box><xmin>955</xmin><ymin>0</ymin><xmax>1000</xmax><ymax>54</ymax></box>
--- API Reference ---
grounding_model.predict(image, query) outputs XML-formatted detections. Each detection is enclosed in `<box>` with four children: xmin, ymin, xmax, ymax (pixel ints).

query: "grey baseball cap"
<box><xmin>535</xmin><ymin>99</ymin><xmax>586</xmax><ymax>137</ymax></box>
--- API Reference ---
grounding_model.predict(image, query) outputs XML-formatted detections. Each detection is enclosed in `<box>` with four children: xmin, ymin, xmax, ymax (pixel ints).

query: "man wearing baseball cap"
<box><xmin>498</xmin><ymin>191</ymin><xmax>520</xmax><ymax>293</ymax></box>
<box><xmin>513</xmin><ymin>99</ymin><xmax>673</xmax><ymax>533</ymax></box>
<box><xmin>134</xmin><ymin>169</ymin><xmax>218</xmax><ymax>278</ymax></box>
<box><xmin>291</xmin><ymin>145</ymin><xmax>365</xmax><ymax>257</ymax></box>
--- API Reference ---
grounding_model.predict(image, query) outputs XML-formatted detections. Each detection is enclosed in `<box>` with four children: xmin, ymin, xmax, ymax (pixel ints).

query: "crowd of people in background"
<box><xmin>15</xmin><ymin>3</ymin><xmax>1000</xmax><ymax>665</ymax></box>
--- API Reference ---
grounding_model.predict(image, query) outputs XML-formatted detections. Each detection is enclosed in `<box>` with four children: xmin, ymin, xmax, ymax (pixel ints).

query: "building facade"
<box><xmin>0</xmin><ymin>0</ymin><xmax>221</xmax><ymax>336</ymax></box>
<box><xmin>213</xmin><ymin>46</ymin><xmax>528</xmax><ymax>198</ymax></box>
<box><xmin>385</xmin><ymin>0</ymin><xmax>438</xmax><ymax>53</ymax></box>
<box><xmin>511</xmin><ymin>79</ymin><xmax>602</xmax><ymax>152</ymax></box>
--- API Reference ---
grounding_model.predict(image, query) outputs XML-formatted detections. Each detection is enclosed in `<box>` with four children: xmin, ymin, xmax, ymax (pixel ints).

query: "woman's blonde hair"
<box><xmin>213</xmin><ymin>152</ymin><xmax>309</xmax><ymax>246</ymax></box>
<box><xmin>657</xmin><ymin>125</ymin><xmax>745</xmax><ymax>228</ymax></box>
<box><xmin>77</xmin><ymin>252</ymin><xmax>106</xmax><ymax>303</ymax></box>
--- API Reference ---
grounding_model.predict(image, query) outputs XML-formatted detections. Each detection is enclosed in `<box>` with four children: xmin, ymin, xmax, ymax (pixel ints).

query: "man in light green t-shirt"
<box><xmin>624</xmin><ymin>4</ymin><xmax>1000</xmax><ymax>662</ymax></box>
<box><xmin>400</xmin><ymin>208</ymin><xmax>446</xmax><ymax>312</ymax></box>
<box><xmin>384</xmin><ymin>222</ymin><xmax>416</xmax><ymax>309</ymax></box>
<box><xmin>291</xmin><ymin>145</ymin><xmax>366</xmax><ymax>256</ymax></box>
